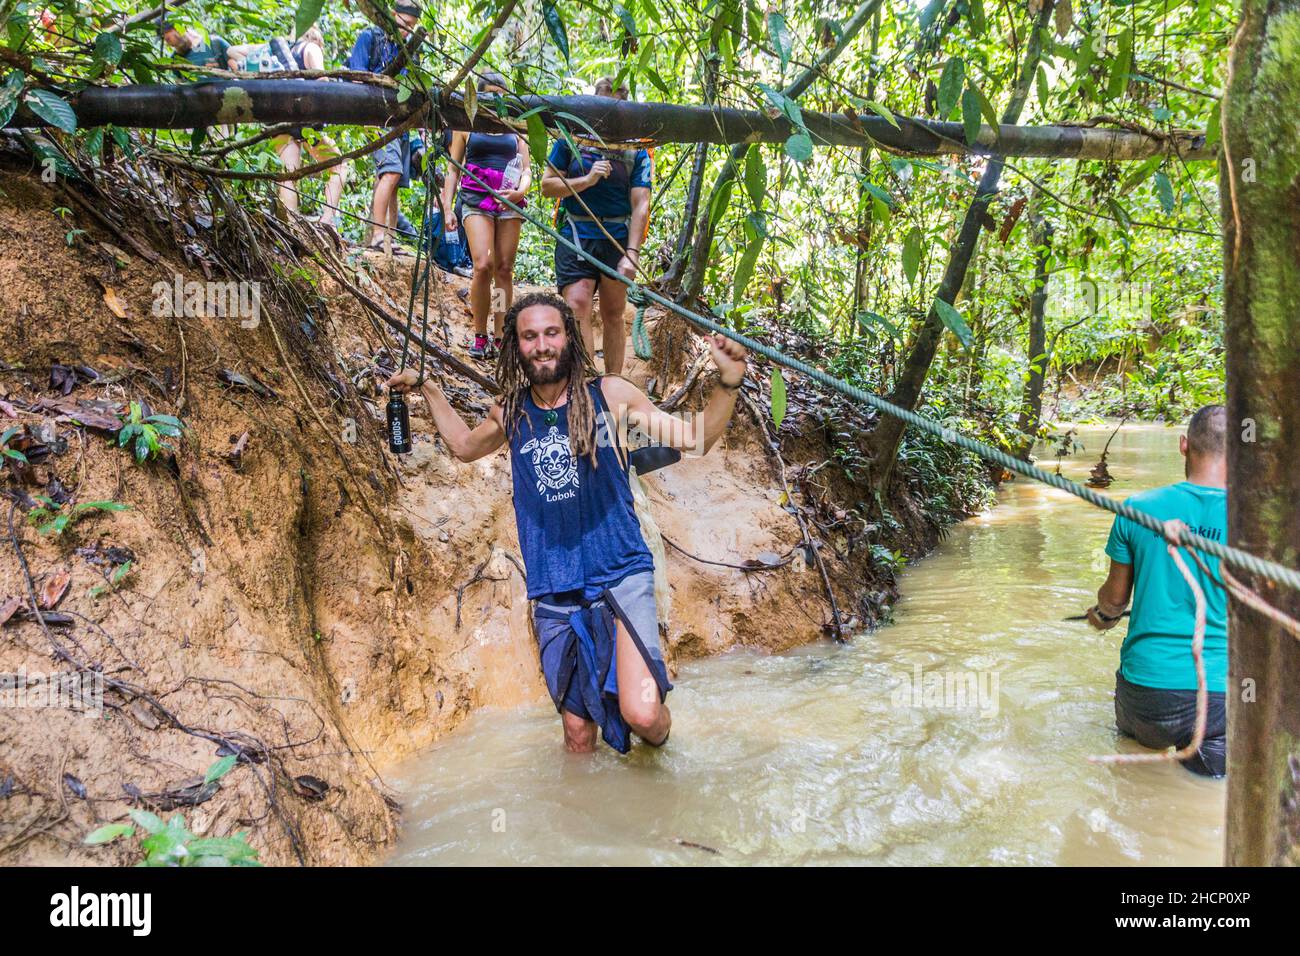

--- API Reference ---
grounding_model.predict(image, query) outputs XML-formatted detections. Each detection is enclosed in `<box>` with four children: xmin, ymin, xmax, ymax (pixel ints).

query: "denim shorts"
<box><xmin>373</xmin><ymin>135</ymin><xmax>410</xmax><ymax>180</ymax></box>
<box><xmin>1114</xmin><ymin>669</ymin><xmax>1226</xmax><ymax>777</ymax></box>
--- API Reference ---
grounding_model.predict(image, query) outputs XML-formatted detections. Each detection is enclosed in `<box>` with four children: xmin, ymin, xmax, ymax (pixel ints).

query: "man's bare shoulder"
<box><xmin>598</xmin><ymin>373</ymin><xmax>648</xmax><ymax>406</ymax></box>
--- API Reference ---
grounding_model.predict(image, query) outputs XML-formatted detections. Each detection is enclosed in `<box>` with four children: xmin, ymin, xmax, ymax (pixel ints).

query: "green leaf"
<box><xmin>643</xmin><ymin>68</ymin><xmax>671</xmax><ymax>97</ymax></box>
<box><xmin>902</xmin><ymin>227</ymin><xmax>922</xmax><ymax>286</ymax></box>
<box><xmin>708</xmin><ymin>178</ymin><xmax>734</xmax><ymax>230</ymax></box>
<box><xmin>1203</xmin><ymin>100</ymin><xmax>1221</xmax><ymax>150</ymax></box>
<box><xmin>743</xmin><ymin>146</ymin><xmax>765</xmax><ymax>207</ymax></box>
<box><xmin>1153</xmin><ymin>171</ymin><xmax>1175</xmax><ymax>214</ymax></box>
<box><xmin>204</xmin><ymin>755</ymin><xmax>238</xmax><ymax>785</ymax></box>
<box><xmin>1106</xmin><ymin>27</ymin><xmax>1133</xmax><ymax>101</ymax></box>
<box><xmin>1106</xmin><ymin>197</ymin><xmax>1131</xmax><ymax>233</ymax></box>
<box><xmin>84</xmin><ymin>823</ymin><xmax>134</xmax><ymax>845</ymax></box>
<box><xmin>733</xmin><ymin>238</ymin><xmax>763</xmax><ymax>304</ymax></box>
<box><xmin>757</xmin><ymin>83</ymin><xmax>804</xmax><ymax>129</ymax></box>
<box><xmin>614</xmin><ymin>4</ymin><xmax>637</xmax><ymax>37</ymax></box>
<box><xmin>857</xmin><ymin>310</ymin><xmax>901</xmax><ymax>339</ymax></box>
<box><xmin>526</xmin><ymin>113</ymin><xmax>548</xmax><ymax>169</ymax></box>
<box><xmin>770</xmin><ymin>368</ymin><xmax>786</xmax><ymax>430</ymax></box>
<box><xmin>294</xmin><ymin>0</ymin><xmax>326</xmax><ymax>39</ymax></box>
<box><xmin>543</xmin><ymin>1</ymin><xmax>570</xmax><ymax>63</ymax></box>
<box><xmin>767</xmin><ymin>11</ymin><xmax>792</xmax><ymax>71</ymax></box>
<box><xmin>784</xmin><ymin>131</ymin><xmax>813</xmax><ymax>163</ymax></box>
<box><xmin>968</xmin><ymin>0</ymin><xmax>986</xmax><ymax>36</ymax></box>
<box><xmin>93</xmin><ymin>32</ymin><xmax>123</xmax><ymax>67</ymax></box>
<box><xmin>864</xmin><ymin>100</ymin><xmax>899</xmax><ymax>130</ymax></box>
<box><xmin>128</xmin><ymin>809</ymin><xmax>166</xmax><ymax>835</ymax></box>
<box><xmin>1035</xmin><ymin>65</ymin><xmax>1050</xmax><ymax>110</ymax></box>
<box><xmin>83</xmin><ymin>126</ymin><xmax>104</xmax><ymax>159</ymax></box>
<box><xmin>937</xmin><ymin>56</ymin><xmax>965</xmax><ymax>119</ymax></box>
<box><xmin>933</xmin><ymin>298</ymin><xmax>973</xmax><ymax>351</ymax></box>
<box><xmin>862</xmin><ymin>182</ymin><xmax>893</xmax><ymax>207</ymax></box>
<box><xmin>0</xmin><ymin>72</ymin><xmax>25</xmax><ymax>129</ymax></box>
<box><xmin>26</xmin><ymin>89</ymin><xmax>77</xmax><ymax>134</ymax></box>
<box><xmin>1118</xmin><ymin>155</ymin><xmax>1160</xmax><ymax>195</ymax></box>
<box><xmin>961</xmin><ymin>87</ymin><xmax>982</xmax><ymax>145</ymax></box>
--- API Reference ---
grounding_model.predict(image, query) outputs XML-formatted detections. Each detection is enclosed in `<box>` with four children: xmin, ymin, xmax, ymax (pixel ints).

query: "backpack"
<box><xmin>244</xmin><ymin>37</ymin><xmax>299</xmax><ymax>72</ymax></box>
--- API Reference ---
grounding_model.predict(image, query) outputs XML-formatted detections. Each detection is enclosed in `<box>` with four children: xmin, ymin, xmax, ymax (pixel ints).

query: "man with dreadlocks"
<box><xmin>386</xmin><ymin>292</ymin><xmax>748</xmax><ymax>753</ymax></box>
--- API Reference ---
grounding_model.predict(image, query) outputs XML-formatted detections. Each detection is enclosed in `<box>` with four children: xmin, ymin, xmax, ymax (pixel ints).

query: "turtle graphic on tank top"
<box><xmin>521</xmin><ymin>425</ymin><xmax>580</xmax><ymax>500</ymax></box>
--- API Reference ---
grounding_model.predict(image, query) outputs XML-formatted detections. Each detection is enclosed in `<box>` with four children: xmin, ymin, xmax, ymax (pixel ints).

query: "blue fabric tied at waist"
<box><xmin>536</xmin><ymin>597</ymin><xmax>632</xmax><ymax>753</ymax></box>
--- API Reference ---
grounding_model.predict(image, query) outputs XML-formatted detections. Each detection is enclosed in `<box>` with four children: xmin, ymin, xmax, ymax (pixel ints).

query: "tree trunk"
<box><xmin>1015</xmin><ymin>206</ymin><xmax>1053</xmax><ymax>460</ymax></box>
<box><xmin>865</xmin><ymin>0</ymin><xmax>1055</xmax><ymax>491</ymax></box>
<box><xmin>20</xmin><ymin>80</ymin><xmax>1213</xmax><ymax>160</ymax></box>
<box><xmin>677</xmin><ymin>0</ymin><xmax>890</xmax><ymax>308</ymax></box>
<box><xmin>661</xmin><ymin>40</ymin><xmax>718</xmax><ymax>294</ymax></box>
<box><xmin>1221</xmin><ymin>0</ymin><xmax>1300</xmax><ymax>868</ymax></box>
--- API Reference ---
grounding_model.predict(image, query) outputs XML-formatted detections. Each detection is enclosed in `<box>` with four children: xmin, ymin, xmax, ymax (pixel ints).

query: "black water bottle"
<box><xmin>387</xmin><ymin>392</ymin><xmax>412</xmax><ymax>454</ymax></box>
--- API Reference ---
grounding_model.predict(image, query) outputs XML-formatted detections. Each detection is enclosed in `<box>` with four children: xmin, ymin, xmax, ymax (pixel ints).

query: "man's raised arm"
<box><xmin>385</xmin><ymin>370</ymin><xmax>507</xmax><ymax>462</ymax></box>
<box><xmin>601</xmin><ymin>333</ymin><xmax>748</xmax><ymax>457</ymax></box>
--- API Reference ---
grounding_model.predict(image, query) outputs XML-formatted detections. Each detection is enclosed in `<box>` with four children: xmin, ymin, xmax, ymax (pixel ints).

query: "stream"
<box><xmin>385</xmin><ymin>423</ymin><xmax>1226</xmax><ymax>866</ymax></box>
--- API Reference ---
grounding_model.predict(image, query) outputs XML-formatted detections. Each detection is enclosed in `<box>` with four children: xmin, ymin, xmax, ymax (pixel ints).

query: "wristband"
<box><xmin>719</xmin><ymin>376</ymin><xmax>743</xmax><ymax>391</ymax></box>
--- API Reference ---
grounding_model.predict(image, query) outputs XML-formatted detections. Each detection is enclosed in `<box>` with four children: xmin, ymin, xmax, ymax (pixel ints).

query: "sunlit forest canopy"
<box><xmin>4</xmin><ymin>0</ymin><xmax>1229</xmax><ymax>434</ymax></box>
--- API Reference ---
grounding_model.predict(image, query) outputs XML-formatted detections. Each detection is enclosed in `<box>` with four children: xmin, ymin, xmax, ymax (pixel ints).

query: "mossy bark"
<box><xmin>1221</xmin><ymin>0</ymin><xmax>1300</xmax><ymax>867</ymax></box>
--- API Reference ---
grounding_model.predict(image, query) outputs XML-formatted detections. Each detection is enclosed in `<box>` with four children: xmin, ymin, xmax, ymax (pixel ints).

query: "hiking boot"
<box><xmin>468</xmin><ymin>333</ymin><xmax>489</xmax><ymax>359</ymax></box>
<box><xmin>487</xmin><ymin>336</ymin><xmax>503</xmax><ymax>359</ymax></box>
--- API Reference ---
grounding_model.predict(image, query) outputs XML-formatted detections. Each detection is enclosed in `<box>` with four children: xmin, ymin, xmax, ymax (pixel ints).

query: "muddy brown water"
<box><xmin>385</xmin><ymin>424</ymin><xmax>1225</xmax><ymax>865</ymax></box>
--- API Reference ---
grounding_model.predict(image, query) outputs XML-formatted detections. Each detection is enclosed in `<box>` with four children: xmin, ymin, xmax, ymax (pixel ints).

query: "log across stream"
<box><xmin>385</xmin><ymin>423</ymin><xmax>1225</xmax><ymax>865</ymax></box>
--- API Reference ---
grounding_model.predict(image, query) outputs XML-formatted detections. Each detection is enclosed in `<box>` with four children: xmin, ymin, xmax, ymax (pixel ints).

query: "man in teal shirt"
<box><xmin>157</xmin><ymin>20</ymin><xmax>232</xmax><ymax>70</ymax></box>
<box><xmin>1087</xmin><ymin>404</ymin><xmax>1228</xmax><ymax>776</ymax></box>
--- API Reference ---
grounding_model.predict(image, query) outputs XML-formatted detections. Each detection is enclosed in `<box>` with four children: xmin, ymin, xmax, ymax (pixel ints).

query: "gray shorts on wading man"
<box><xmin>532</xmin><ymin>569</ymin><xmax>671</xmax><ymax>755</ymax></box>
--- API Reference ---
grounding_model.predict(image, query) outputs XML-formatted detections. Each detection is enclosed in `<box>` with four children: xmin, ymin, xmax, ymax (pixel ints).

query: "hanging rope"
<box><xmin>628</xmin><ymin>286</ymin><xmax>653</xmax><ymax>360</ymax></box>
<box><xmin>439</xmin><ymin>149</ymin><xmax>1300</xmax><ymax>596</ymax></box>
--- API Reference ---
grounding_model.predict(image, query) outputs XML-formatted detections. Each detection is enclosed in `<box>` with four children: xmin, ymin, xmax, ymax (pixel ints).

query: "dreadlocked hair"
<box><xmin>496</xmin><ymin>292</ymin><xmax>604</xmax><ymax>468</ymax></box>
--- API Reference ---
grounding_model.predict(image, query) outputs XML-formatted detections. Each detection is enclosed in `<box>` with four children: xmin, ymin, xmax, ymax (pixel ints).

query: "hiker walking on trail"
<box><xmin>227</xmin><ymin>27</ymin><xmax>349</xmax><ymax>227</ymax></box>
<box><xmin>384</xmin><ymin>292</ymin><xmax>748</xmax><ymax>754</ymax></box>
<box><xmin>1086</xmin><ymin>404</ymin><xmax>1228</xmax><ymax>777</ymax></box>
<box><xmin>440</xmin><ymin>72</ymin><xmax>531</xmax><ymax>361</ymax></box>
<box><xmin>345</xmin><ymin>1</ymin><xmax>422</xmax><ymax>254</ymax></box>
<box><xmin>540</xmin><ymin>80</ymin><xmax>651</xmax><ymax>377</ymax></box>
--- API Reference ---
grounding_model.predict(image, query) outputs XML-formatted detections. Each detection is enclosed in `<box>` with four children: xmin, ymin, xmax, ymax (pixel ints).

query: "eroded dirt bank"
<box><xmin>0</xmin><ymin>157</ymin><xmax>968</xmax><ymax>865</ymax></box>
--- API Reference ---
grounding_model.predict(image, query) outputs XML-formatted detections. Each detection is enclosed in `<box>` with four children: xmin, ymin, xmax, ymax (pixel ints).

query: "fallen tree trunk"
<box><xmin>6</xmin><ymin>81</ymin><xmax>1212</xmax><ymax>161</ymax></box>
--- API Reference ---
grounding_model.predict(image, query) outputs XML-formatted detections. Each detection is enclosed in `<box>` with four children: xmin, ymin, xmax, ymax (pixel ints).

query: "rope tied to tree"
<box><xmin>628</xmin><ymin>285</ymin><xmax>653</xmax><ymax>361</ymax></box>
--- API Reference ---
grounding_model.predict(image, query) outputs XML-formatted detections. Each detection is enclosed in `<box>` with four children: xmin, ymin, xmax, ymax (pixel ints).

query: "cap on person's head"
<box><xmin>395</xmin><ymin>1</ymin><xmax>421</xmax><ymax>17</ymax></box>
<box><xmin>156</xmin><ymin>18</ymin><xmax>177</xmax><ymax>36</ymax></box>
<box><xmin>477</xmin><ymin>70</ymin><xmax>507</xmax><ymax>92</ymax></box>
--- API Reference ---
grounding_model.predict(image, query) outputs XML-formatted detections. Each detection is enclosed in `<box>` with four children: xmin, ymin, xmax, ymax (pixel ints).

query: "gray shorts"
<box><xmin>373</xmin><ymin>135</ymin><xmax>410</xmax><ymax>180</ymax></box>
<box><xmin>533</xmin><ymin>570</ymin><xmax>670</xmax><ymax>721</ymax></box>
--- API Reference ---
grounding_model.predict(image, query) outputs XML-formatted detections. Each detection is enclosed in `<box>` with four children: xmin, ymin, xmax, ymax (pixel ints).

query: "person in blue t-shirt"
<box><xmin>1087</xmin><ymin>404</ymin><xmax>1228</xmax><ymax>777</ymax></box>
<box><xmin>540</xmin><ymin>81</ymin><xmax>651</xmax><ymax>377</ymax></box>
<box><xmin>157</xmin><ymin>20</ymin><xmax>233</xmax><ymax>70</ymax></box>
<box><xmin>345</xmin><ymin>2</ymin><xmax>421</xmax><ymax>254</ymax></box>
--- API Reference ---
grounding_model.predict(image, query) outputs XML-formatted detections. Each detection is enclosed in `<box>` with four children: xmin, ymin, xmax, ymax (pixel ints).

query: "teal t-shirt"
<box><xmin>1104</xmin><ymin>481</ymin><xmax>1227</xmax><ymax>692</ymax></box>
<box><xmin>182</xmin><ymin>36</ymin><xmax>230</xmax><ymax>68</ymax></box>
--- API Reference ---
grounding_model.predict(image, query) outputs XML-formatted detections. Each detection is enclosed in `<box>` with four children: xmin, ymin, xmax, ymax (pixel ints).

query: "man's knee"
<box><xmin>562</xmin><ymin>711</ymin><xmax>596</xmax><ymax>753</ymax></box>
<box><xmin>618</xmin><ymin>694</ymin><xmax>662</xmax><ymax>737</ymax></box>
<box><xmin>564</xmin><ymin>282</ymin><xmax>594</xmax><ymax>314</ymax></box>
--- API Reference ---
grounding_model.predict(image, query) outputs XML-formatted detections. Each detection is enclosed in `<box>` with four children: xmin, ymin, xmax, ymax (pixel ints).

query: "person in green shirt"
<box><xmin>1087</xmin><ymin>404</ymin><xmax>1228</xmax><ymax>777</ymax></box>
<box><xmin>157</xmin><ymin>20</ymin><xmax>233</xmax><ymax>70</ymax></box>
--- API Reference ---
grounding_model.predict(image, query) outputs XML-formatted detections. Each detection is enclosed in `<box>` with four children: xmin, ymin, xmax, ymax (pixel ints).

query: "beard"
<box><xmin>523</xmin><ymin>345</ymin><xmax>574</xmax><ymax>386</ymax></box>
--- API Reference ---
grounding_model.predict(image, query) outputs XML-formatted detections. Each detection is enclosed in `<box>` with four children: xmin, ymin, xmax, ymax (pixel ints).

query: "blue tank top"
<box><xmin>465</xmin><ymin>132</ymin><xmax>517</xmax><ymax>172</ymax></box>
<box><xmin>508</xmin><ymin>378</ymin><xmax>654</xmax><ymax>601</ymax></box>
